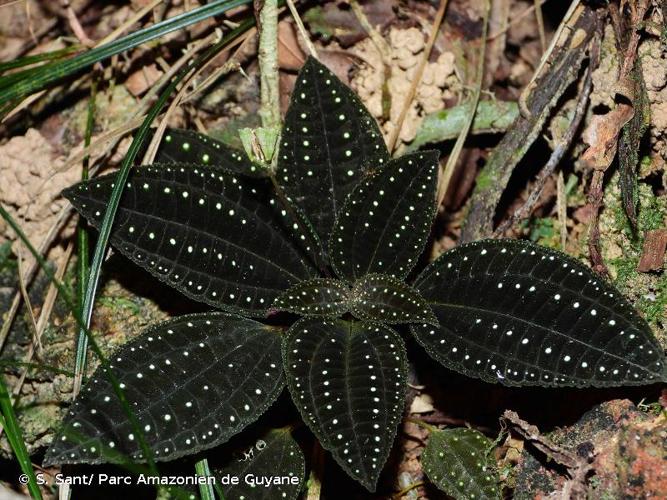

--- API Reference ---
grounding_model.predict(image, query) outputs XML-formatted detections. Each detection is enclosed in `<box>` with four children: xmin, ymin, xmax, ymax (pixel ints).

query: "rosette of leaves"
<box><xmin>46</xmin><ymin>57</ymin><xmax>666</xmax><ymax>493</ymax></box>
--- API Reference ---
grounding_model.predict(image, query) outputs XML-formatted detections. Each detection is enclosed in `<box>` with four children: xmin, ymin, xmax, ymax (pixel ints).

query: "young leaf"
<box><xmin>214</xmin><ymin>429</ymin><xmax>305</xmax><ymax>500</ymax></box>
<box><xmin>152</xmin><ymin>128</ymin><xmax>267</xmax><ymax>177</ymax></box>
<box><xmin>282</xmin><ymin>318</ymin><xmax>407</xmax><ymax>491</ymax></box>
<box><xmin>329</xmin><ymin>151</ymin><xmax>439</xmax><ymax>281</ymax></box>
<box><xmin>351</xmin><ymin>274</ymin><xmax>437</xmax><ymax>325</ymax></box>
<box><xmin>44</xmin><ymin>313</ymin><xmax>285</xmax><ymax>465</ymax></box>
<box><xmin>272</xmin><ymin>278</ymin><xmax>351</xmax><ymax>317</ymax></box>
<box><xmin>422</xmin><ymin>428</ymin><xmax>500</xmax><ymax>500</ymax></box>
<box><xmin>277</xmin><ymin>57</ymin><xmax>389</xmax><ymax>249</ymax></box>
<box><xmin>63</xmin><ymin>164</ymin><xmax>318</xmax><ymax>316</ymax></box>
<box><xmin>412</xmin><ymin>239</ymin><xmax>667</xmax><ymax>387</ymax></box>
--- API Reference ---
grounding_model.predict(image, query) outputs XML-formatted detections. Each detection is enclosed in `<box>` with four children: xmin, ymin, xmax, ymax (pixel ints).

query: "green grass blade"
<box><xmin>72</xmin><ymin>79</ymin><xmax>96</xmax><ymax>386</ymax></box>
<box><xmin>0</xmin><ymin>46</ymin><xmax>81</xmax><ymax>74</ymax></box>
<box><xmin>0</xmin><ymin>46</ymin><xmax>83</xmax><ymax>91</ymax></box>
<box><xmin>195</xmin><ymin>458</ymin><xmax>216</xmax><ymax>500</ymax></box>
<box><xmin>0</xmin><ymin>0</ymin><xmax>250</xmax><ymax>105</ymax></box>
<box><xmin>0</xmin><ymin>375</ymin><xmax>43</xmax><ymax>500</ymax></box>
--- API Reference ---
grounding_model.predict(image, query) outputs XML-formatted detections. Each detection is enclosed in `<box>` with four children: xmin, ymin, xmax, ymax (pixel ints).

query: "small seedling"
<box><xmin>45</xmin><ymin>58</ymin><xmax>666</xmax><ymax>493</ymax></box>
<box><xmin>422</xmin><ymin>428</ymin><xmax>500</xmax><ymax>500</ymax></box>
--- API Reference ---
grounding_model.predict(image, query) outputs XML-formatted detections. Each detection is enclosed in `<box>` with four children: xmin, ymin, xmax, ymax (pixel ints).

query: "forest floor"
<box><xmin>0</xmin><ymin>0</ymin><xmax>666</xmax><ymax>499</ymax></box>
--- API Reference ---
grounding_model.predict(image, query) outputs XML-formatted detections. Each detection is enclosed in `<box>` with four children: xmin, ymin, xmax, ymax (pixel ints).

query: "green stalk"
<box><xmin>195</xmin><ymin>458</ymin><xmax>216</xmax><ymax>500</ymax></box>
<box><xmin>0</xmin><ymin>375</ymin><xmax>43</xmax><ymax>500</ymax></box>
<box><xmin>74</xmin><ymin>77</ymin><xmax>96</xmax><ymax>345</ymax></box>
<box><xmin>258</xmin><ymin>0</ymin><xmax>280</xmax><ymax>130</ymax></box>
<box><xmin>0</xmin><ymin>0</ymin><xmax>251</xmax><ymax>105</ymax></box>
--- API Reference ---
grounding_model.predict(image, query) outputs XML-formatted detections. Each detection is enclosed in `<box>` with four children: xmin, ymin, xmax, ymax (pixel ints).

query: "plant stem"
<box><xmin>405</xmin><ymin>417</ymin><xmax>438</xmax><ymax>433</ymax></box>
<box><xmin>195</xmin><ymin>458</ymin><xmax>216</xmax><ymax>500</ymax></box>
<box><xmin>393</xmin><ymin>481</ymin><xmax>424</xmax><ymax>499</ymax></box>
<box><xmin>436</xmin><ymin>0</ymin><xmax>490</xmax><ymax>207</ymax></box>
<box><xmin>286</xmin><ymin>0</ymin><xmax>318</xmax><ymax>57</ymax></box>
<box><xmin>258</xmin><ymin>0</ymin><xmax>280</xmax><ymax>131</ymax></box>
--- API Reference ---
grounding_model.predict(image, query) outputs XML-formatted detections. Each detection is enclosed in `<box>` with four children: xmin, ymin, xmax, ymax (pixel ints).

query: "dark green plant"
<box><xmin>422</xmin><ymin>427</ymin><xmax>500</xmax><ymax>500</ymax></box>
<box><xmin>45</xmin><ymin>57</ymin><xmax>666</xmax><ymax>493</ymax></box>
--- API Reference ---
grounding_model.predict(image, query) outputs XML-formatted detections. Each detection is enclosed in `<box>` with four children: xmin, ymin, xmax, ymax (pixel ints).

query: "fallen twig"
<box><xmin>436</xmin><ymin>0</ymin><xmax>490</xmax><ymax>207</ymax></box>
<box><xmin>502</xmin><ymin>410</ymin><xmax>592</xmax><ymax>498</ymax></box>
<box><xmin>493</xmin><ymin>52</ymin><xmax>593</xmax><ymax>236</ymax></box>
<box><xmin>386</xmin><ymin>0</ymin><xmax>449</xmax><ymax>153</ymax></box>
<box><xmin>286</xmin><ymin>0</ymin><xmax>318</xmax><ymax>58</ymax></box>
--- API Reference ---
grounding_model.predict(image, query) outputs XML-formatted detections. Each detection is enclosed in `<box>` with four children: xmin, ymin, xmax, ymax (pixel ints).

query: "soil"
<box><xmin>0</xmin><ymin>1</ymin><xmax>665</xmax><ymax>499</ymax></box>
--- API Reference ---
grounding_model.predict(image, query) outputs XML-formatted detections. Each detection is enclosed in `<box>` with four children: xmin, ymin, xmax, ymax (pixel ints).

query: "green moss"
<box><xmin>0</xmin><ymin>241</ymin><xmax>16</xmax><ymax>275</ymax></box>
<box><xmin>527</xmin><ymin>217</ymin><xmax>557</xmax><ymax>247</ymax></box>
<box><xmin>637</xmin><ymin>189</ymin><xmax>666</xmax><ymax>231</ymax></box>
<box><xmin>98</xmin><ymin>296</ymin><xmax>142</xmax><ymax>315</ymax></box>
<box><xmin>475</xmin><ymin>167</ymin><xmax>496</xmax><ymax>191</ymax></box>
<box><xmin>602</xmin><ymin>176</ymin><xmax>666</xmax><ymax>346</ymax></box>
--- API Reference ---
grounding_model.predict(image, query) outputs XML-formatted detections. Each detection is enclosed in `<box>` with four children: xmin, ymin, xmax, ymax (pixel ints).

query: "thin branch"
<box><xmin>436</xmin><ymin>0</ymin><xmax>490</xmax><ymax>207</ymax></box>
<box><xmin>487</xmin><ymin>0</ymin><xmax>551</xmax><ymax>41</ymax></box>
<box><xmin>15</xmin><ymin>245</ymin><xmax>42</xmax><ymax>355</ymax></box>
<box><xmin>258</xmin><ymin>0</ymin><xmax>281</xmax><ymax>131</ymax></box>
<box><xmin>386</xmin><ymin>0</ymin><xmax>450</xmax><ymax>153</ymax></box>
<box><xmin>1</xmin><ymin>244</ymin><xmax>74</xmax><ymax>435</ymax></box>
<box><xmin>0</xmin><ymin>204</ymin><xmax>75</xmax><ymax>356</ymax></box>
<box><xmin>493</xmin><ymin>56</ymin><xmax>593</xmax><ymax>236</ymax></box>
<box><xmin>286</xmin><ymin>0</ymin><xmax>318</xmax><ymax>58</ymax></box>
<box><xmin>393</xmin><ymin>481</ymin><xmax>425</xmax><ymax>499</ymax></box>
<box><xmin>143</xmin><ymin>30</ymin><xmax>250</xmax><ymax>163</ymax></box>
<box><xmin>518</xmin><ymin>0</ymin><xmax>581</xmax><ymax>117</ymax></box>
<box><xmin>557</xmin><ymin>171</ymin><xmax>567</xmax><ymax>249</ymax></box>
<box><xmin>534</xmin><ymin>0</ymin><xmax>546</xmax><ymax>52</ymax></box>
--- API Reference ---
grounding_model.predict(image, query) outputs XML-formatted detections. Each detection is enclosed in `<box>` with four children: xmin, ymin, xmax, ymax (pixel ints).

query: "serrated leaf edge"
<box><xmin>281</xmin><ymin>318</ymin><xmax>408</xmax><ymax>491</ymax></box>
<box><xmin>270</xmin><ymin>277</ymin><xmax>351</xmax><ymax>317</ymax></box>
<box><xmin>329</xmin><ymin>150</ymin><xmax>440</xmax><ymax>282</ymax></box>
<box><xmin>351</xmin><ymin>273</ymin><xmax>439</xmax><ymax>326</ymax></box>
<box><xmin>47</xmin><ymin>312</ymin><xmax>286</xmax><ymax>465</ymax></box>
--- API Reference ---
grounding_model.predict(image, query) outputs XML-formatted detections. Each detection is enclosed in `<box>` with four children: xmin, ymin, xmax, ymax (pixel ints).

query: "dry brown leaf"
<box><xmin>581</xmin><ymin>102</ymin><xmax>634</xmax><ymax>170</ymax></box>
<box><xmin>278</xmin><ymin>20</ymin><xmax>305</xmax><ymax>70</ymax></box>
<box><xmin>125</xmin><ymin>63</ymin><xmax>164</xmax><ymax>96</ymax></box>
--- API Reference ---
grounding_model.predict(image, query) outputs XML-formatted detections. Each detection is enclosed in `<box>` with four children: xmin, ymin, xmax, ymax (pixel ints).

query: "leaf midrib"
<box><xmin>358</xmin><ymin>163</ymin><xmax>423</xmax><ymax>279</ymax></box>
<box><xmin>311</xmin><ymin>70</ymin><xmax>338</xmax><ymax>229</ymax></box>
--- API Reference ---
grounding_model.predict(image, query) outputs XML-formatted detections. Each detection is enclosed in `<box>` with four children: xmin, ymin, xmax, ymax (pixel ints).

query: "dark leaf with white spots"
<box><xmin>44</xmin><ymin>314</ymin><xmax>285</xmax><ymax>465</ymax></box>
<box><xmin>272</xmin><ymin>278</ymin><xmax>351</xmax><ymax>317</ymax></box>
<box><xmin>412</xmin><ymin>239</ymin><xmax>667</xmax><ymax>387</ymax></box>
<box><xmin>422</xmin><ymin>428</ymin><xmax>501</xmax><ymax>500</ymax></box>
<box><xmin>64</xmin><ymin>164</ymin><xmax>318</xmax><ymax>316</ymax></box>
<box><xmin>277</xmin><ymin>57</ymin><xmax>390</xmax><ymax>251</ymax></box>
<box><xmin>282</xmin><ymin>318</ymin><xmax>407</xmax><ymax>491</ymax></box>
<box><xmin>214</xmin><ymin>429</ymin><xmax>305</xmax><ymax>500</ymax></box>
<box><xmin>153</xmin><ymin>128</ymin><xmax>266</xmax><ymax>177</ymax></box>
<box><xmin>351</xmin><ymin>274</ymin><xmax>437</xmax><ymax>325</ymax></box>
<box><xmin>329</xmin><ymin>151</ymin><xmax>439</xmax><ymax>281</ymax></box>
